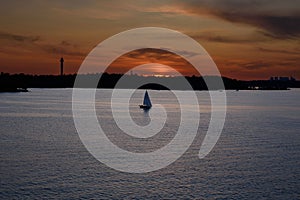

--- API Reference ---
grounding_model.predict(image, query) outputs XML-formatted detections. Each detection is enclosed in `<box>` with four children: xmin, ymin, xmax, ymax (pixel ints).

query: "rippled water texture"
<box><xmin>1</xmin><ymin>89</ymin><xmax>299</xmax><ymax>199</ymax></box>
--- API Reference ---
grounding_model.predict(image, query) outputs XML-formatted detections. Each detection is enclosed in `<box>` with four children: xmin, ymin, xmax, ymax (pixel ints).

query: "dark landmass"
<box><xmin>0</xmin><ymin>87</ymin><xmax>28</xmax><ymax>93</ymax></box>
<box><xmin>0</xmin><ymin>72</ymin><xmax>299</xmax><ymax>92</ymax></box>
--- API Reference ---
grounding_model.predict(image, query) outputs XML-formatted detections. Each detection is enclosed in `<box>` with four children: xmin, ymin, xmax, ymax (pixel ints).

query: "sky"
<box><xmin>0</xmin><ymin>0</ymin><xmax>299</xmax><ymax>80</ymax></box>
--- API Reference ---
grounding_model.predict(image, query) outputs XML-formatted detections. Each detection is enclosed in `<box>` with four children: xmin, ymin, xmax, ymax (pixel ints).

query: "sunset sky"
<box><xmin>0</xmin><ymin>0</ymin><xmax>299</xmax><ymax>80</ymax></box>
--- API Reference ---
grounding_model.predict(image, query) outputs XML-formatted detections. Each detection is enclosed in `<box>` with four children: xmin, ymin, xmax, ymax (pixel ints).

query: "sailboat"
<box><xmin>139</xmin><ymin>90</ymin><xmax>152</xmax><ymax>109</ymax></box>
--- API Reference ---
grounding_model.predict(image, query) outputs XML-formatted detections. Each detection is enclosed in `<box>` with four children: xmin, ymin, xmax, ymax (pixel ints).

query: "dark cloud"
<box><xmin>227</xmin><ymin>60</ymin><xmax>272</xmax><ymax>70</ymax></box>
<box><xmin>213</xmin><ymin>12</ymin><xmax>300</xmax><ymax>38</ymax></box>
<box><xmin>0</xmin><ymin>31</ymin><xmax>84</xmax><ymax>57</ymax></box>
<box><xmin>125</xmin><ymin>48</ymin><xmax>186</xmax><ymax>61</ymax></box>
<box><xmin>175</xmin><ymin>0</ymin><xmax>300</xmax><ymax>38</ymax></box>
<box><xmin>122</xmin><ymin>48</ymin><xmax>198</xmax><ymax>72</ymax></box>
<box><xmin>188</xmin><ymin>29</ymin><xmax>277</xmax><ymax>43</ymax></box>
<box><xmin>60</xmin><ymin>40</ymin><xmax>78</xmax><ymax>48</ymax></box>
<box><xmin>39</xmin><ymin>44</ymin><xmax>85</xmax><ymax>57</ymax></box>
<box><xmin>258</xmin><ymin>47</ymin><xmax>300</xmax><ymax>55</ymax></box>
<box><xmin>162</xmin><ymin>48</ymin><xmax>199</xmax><ymax>58</ymax></box>
<box><xmin>256</xmin><ymin>31</ymin><xmax>285</xmax><ymax>40</ymax></box>
<box><xmin>60</xmin><ymin>40</ymin><xmax>71</xmax><ymax>46</ymax></box>
<box><xmin>242</xmin><ymin>61</ymin><xmax>271</xmax><ymax>70</ymax></box>
<box><xmin>0</xmin><ymin>32</ymin><xmax>40</xmax><ymax>43</ymax></box>
<box><xmin>190</xmin><ymin>33</ymin><xmax>256</xmax><ymax>43</ymax></box>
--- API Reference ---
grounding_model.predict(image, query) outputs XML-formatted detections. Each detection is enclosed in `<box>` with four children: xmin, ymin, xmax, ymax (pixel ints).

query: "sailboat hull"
<box><xmin>139</xmin><ymin>105</ymin><xmax>151</xmax><ymax>109</ymax></box>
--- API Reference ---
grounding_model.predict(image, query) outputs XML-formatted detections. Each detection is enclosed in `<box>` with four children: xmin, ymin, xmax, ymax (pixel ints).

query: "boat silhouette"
<box><xmin>139</xmin><ymin>90</ymin><xmax>152</xmax><ymax>109</ymax></box>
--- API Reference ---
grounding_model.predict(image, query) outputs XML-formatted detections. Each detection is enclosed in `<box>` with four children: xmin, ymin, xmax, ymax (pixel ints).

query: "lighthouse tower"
<box><xmin>60</xmin><ymin>57</ymin><xmax>64</xmax><ymax>76</ymax></box>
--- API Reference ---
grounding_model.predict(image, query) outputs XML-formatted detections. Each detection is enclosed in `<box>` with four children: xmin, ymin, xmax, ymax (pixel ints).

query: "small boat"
<box><xmin>139</xmin><ymin>90</ymin><xmax>152</xmax><ymax>109</ymax></box>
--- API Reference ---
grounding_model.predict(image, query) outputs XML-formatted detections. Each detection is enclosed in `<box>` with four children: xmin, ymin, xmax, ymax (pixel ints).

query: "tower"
<box><xmin>60</xmin><ymin>57</ymin><xmax>64</xmax><ymax>76</ymax></box>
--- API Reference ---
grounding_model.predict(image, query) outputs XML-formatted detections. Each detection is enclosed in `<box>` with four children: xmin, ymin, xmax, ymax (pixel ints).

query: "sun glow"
<box><xmin>130</xmin><ymin>63</ymin><xmax>178</xmax><ymax>77</ymax></box>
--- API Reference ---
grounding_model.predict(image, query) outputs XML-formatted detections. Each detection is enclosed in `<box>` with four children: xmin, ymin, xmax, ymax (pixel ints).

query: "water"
<box><xmin>0</xmin><ymin>89</ymin><xmax>299</xmax><ymax>199</ymax></box>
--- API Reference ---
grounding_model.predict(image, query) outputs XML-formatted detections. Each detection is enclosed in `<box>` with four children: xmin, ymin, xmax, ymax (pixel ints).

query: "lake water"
<box><xmin>0</xmin><ymin>89</ymin><xmax>299</xmax><ymax>199</ymax></box>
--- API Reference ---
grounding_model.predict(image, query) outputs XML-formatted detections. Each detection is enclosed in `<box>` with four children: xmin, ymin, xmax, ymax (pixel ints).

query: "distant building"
<box><xmin>279</xmin><ymin>77</ymin><xmax>289</xmax><ymax>81</ymax></box>
<box><xmin>270</xmin><ymin>76</ymin><xmax>296</xmax><ymax>81</ymax></box>
<box><xmin>60</xmin><ymin>57</ymin><xmax>64</xmax><ymax>76</ymax></box>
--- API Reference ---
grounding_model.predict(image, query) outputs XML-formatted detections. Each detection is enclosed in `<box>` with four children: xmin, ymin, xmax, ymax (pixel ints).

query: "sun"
<box><xmin>132</xmin><ymin>63</ymin><xmax>178</xmax><ymax>77</ymax></box>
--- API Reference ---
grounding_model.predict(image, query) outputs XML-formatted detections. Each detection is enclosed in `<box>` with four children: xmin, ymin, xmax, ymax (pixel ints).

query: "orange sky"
<box><xmin>0</xmin><ymin>0</ymin><xmax>299</xmax><ymax>80</ymax></box>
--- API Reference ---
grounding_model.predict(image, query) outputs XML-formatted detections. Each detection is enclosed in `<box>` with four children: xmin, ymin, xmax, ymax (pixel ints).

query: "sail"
<box><xmin>143</xmin><ymin>90</ymin><xmax>152</xmax><ymax>107</ymax></box>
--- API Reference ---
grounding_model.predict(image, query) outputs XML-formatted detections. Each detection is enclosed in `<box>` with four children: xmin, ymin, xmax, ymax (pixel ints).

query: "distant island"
<box><xmin>0</xmin><ymin>72</ymin><xmax>299</xmax><ymax>92</ymax></box>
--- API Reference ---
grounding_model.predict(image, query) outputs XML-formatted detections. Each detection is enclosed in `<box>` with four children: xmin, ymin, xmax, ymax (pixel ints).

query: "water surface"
<box><xmin>1</xmin><ymin>89</ymin><xmax>299</xmax><ymax>199</ymax></box>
